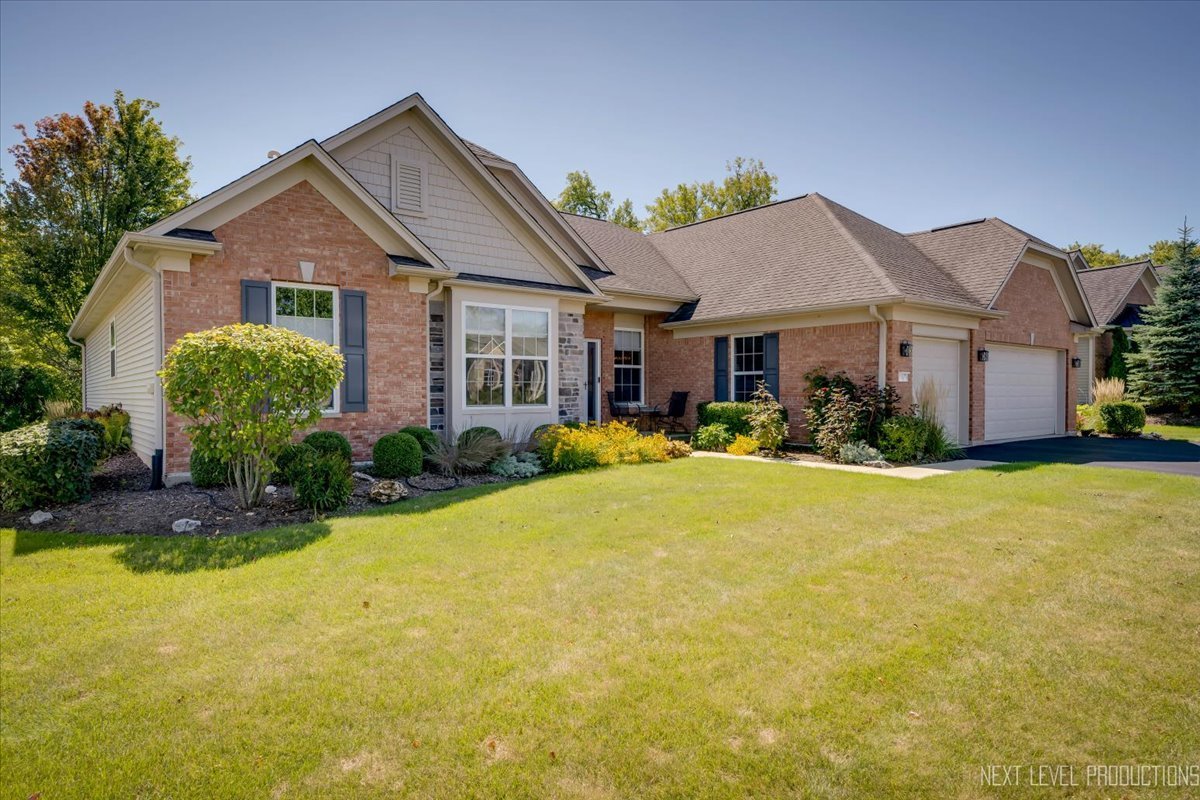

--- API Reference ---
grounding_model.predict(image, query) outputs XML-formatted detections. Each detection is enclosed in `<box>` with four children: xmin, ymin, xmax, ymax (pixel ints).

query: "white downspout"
<box><xmin>868</xmin><ymin>304</ymin><xmax>887</xmax><ymax>388</ymax></box>
<box><xmin>125</xmin><ymin>246</ymin><xmax>166</xmax><ymax>482</ymax></box>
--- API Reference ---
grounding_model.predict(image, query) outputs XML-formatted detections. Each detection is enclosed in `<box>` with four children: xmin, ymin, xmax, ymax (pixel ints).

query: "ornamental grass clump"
<box><xmin>1092</xmin><ymin>377</ymin><xmax>1126</xmax><ymax>405</ymax></box>
<box><xmin>160</xmin><ymin>324</ymin><xmax>344</xmax><ymax>509</ymax></box>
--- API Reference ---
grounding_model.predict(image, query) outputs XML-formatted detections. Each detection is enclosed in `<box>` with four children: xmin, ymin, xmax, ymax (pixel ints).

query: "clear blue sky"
<box><xmin>2</xmin><ymin>0</ymin><xmax>1196</xmax><ymax>254</ymax></box>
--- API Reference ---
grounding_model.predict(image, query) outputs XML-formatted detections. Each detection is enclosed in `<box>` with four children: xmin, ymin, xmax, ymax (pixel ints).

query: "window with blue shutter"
<box><xmin>713</xmin><ymin>337</ymin><xmax>729</xmax><ymax>401</ymax></box>
<box><xmin>340</xmin><ymin>290</ymin><xmax>368</xmax><ymax>412</ymax></box>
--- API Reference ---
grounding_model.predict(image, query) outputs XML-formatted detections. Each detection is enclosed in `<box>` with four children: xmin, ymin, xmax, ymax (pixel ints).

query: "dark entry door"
<box><xmin>586</xmin><ymin>340</ymin><xmax>599</xmax><ymax>423</ymax></box>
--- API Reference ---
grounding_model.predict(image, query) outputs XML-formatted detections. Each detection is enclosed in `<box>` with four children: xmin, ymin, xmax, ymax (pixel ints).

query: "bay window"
<box><xmin>464</xmin><ymin>304</ymin><xmax>549</xmax><ymax>407</ymax></box>
<box><xmin>614</xmin><ymin>328</ymin><xmax>643</xmax><ymax>404</ymax></box>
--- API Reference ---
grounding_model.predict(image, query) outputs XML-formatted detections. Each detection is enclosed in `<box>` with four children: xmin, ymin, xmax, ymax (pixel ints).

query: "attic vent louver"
<box><xmin>392</xmin><ymin>159</ymin><xmax>425</xmax><ymax>215</ymax></box>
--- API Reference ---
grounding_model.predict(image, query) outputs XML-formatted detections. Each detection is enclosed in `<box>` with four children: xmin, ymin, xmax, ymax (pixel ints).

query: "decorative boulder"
<box><xmin>29</xmin><ymin>510</ymin><xmax>53</xmax><ymax>525</ymax></box>
<box><xmin>368</xmin><ymin>480</ymin><xmax>408</xmax><ymax>504</ymax></box>
<box><xmin>172</xmin><ymin>518</ymin><xmax>202</xmax><ymax>533</ymax></box>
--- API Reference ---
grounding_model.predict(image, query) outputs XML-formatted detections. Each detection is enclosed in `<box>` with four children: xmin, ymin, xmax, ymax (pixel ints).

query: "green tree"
<box><xmin>1129</xmin><ymin>221</ymin><xmax>1200</xmax><ymax>410</ymax></box>
<box><xmin>1146</xmin><ymin>238</ymin><xmax>1200</xmax><ymax>266</ymax></box>
<box><xmin>160</xmin><ymin>324</ymin><xmax>345</xmax><ymax>509</ymax></box>
<box><xmin>610</xmin><ymin>198</ymin><xmax>641</xmax><ymax>231</ymax></box>
<box><xmin>553</xmin><ymin>170</ymin><xmax>640</xmax><ymax>231</ymax></box>
<box><xmin>1065</xmin><ymin>242</ymin><xmax>1136</xmax><ymax>267</ymax></box>
<box><xmin>644</xmin><ymin>157</ymin><xmax>779</xmax><ymax>232</ymax></box>
<box><xmin>0</xmin><ymin>92</ymin><xmax>192</xmax><ymax>396</ymax></box>
<box><xmin>1107</xmin><ymin>326</ymin><xmax>1133</xmax><ymax>380</ymax></box>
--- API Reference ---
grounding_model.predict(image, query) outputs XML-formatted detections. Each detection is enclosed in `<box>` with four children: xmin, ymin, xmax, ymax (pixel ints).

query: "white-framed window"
<box><xmin>732</xmin><ymin>334</ymin><xmax>765</xmax><ymax>402</ymax></box>
<box><xmin>391</xmin><ymin>158</ymin><xmax>427</xmax><ymax>215</ymax></box>
<box><xmin>108</xmin><ymin>320</ymin><xmax>116</xmax><ymax>378</ymax></box>
<box><xmin>271</xmin><ymin>281</ymin><xmax>339</xmax><ymax>412</ymax></box>
<box><xmin>614</xmin><ymin>327</ymin><xmax>643</xmax><ymax>404</ymax></box>
<box><xmin>463</xmin><ymin>303</ymin><xmax>550</xmax><ymax>408</ymax></box>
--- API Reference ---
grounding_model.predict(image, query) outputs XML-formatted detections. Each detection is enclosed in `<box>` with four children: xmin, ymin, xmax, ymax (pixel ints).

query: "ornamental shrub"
<box><xmin>839</xmin><ymin>440</ymin><xmax>884</xmax><ymax>465</ymax></box>
<box><xmin>275</xmin><ymin>442</ymin><xmax>316</xmax><ymax>485</ymax></box>
<box><xmin>698</xmin><ymin>401</ymin><xmax>789</xmax><ymax>437</ymax></box>
<box><xmin>0</xmin><ymin>421</ymin><xmax>101</xmax><ymax>510</ymax></box>
<box><xmin>663</xmin><ymin>439</ymin><xmax>693</xmax><ymax>459</ymax></box>
<box><xmin>304</xmin><ymin>430</ymin><xmax>352</xmax><ymax>462</ymax></box>
<box><xmin>490</xmin><ymin>452</ymin><xmax>543</xmax><ymax>479</ymax></box>
<box><xmin>373</xmin><ymin>432</ymin><xmax>423</xmax><ymax>478</ymax></box>
<box><xmin>878</xmin><ymin>414</ymin><xmax>961</xmax><ymax>464</ymax></box>
<box><xmin>457</xmin><ymin>426</ymin><xmax>502</xmax><ymax>448</ymax></box>
<box><xmin>1076</xmin><ymin>404</ymin><xmax>1099</xmax><ymax>434</ymax></box>
<box><xmin>747</xmin><ymin>381</ymin><xmax>787</xmax><ymax>451</ymax></box>
<box><xmin>399</xmin><ymin>425</ymin><xmax>438</xmax><ymax>454</ymax></box>
<box><xmin>803</xmin><ymin>368</ymin><xmax>899</xmax><ymax>449</ymax></box>
<box><xmin>726</xmin><ymin>434</ymin><xmax>761</xmax><ymax>456</ymax></box>
<box><xmin>538</xmin><ymin>422</ymin><xmax>670</xmax><ymax>471</ymax></box>
<box><xmin>160</xmin><ymin>324</ymin><xmax>344</xmax><ymax>508</ymax></box>
<box><xmin>81</xmin><ymin>405</ymin><xmax>131</xmax><ymax>457</ymax></box>
<box><xmin>692</xmin><ymin>423</ymin><xmax>734</xmax><ymax>452</ymax></box>
<box><xmin>189</xmin><ymin>448</ymin><xmax>228</xmax><ymax>488</ymax></box>
<box><xmin>293</xmin><ymin>451</ymin><xmax>353</xmax><ymax>512</ymax></box>
<box><xmin>0</xmin><ymin>363</ymin><xmax>57</xmax><ymax>432</ymax></box>
<box><xmin>1097</xmin><ymin>401</ymin><xmax>1146</xmax><ymax>435</ymax></box>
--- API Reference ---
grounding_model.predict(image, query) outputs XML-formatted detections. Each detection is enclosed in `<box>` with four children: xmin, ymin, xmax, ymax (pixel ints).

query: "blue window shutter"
<box><xmin>713</xmin><ymin>337</ymin><xmax>729</xmax><ymax>401</ymax></box>
<box><xmin>241</xmin><ymin>280</ymin><xmax>271</xmax><ymax>324</ymax></box>
<box><xmin>341</xmin><ymin>290</ymin><xmax>368</xmax><ymax>412</ymax></box>
<box><xmin>763</xmin><ymin>332</ymin><xmax>780</xmax><ymax>399</ymax></box>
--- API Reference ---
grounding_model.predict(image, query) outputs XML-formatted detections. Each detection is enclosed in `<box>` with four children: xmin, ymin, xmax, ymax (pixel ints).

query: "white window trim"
<box><xmin>731</xmin><ymin>333</ymin><xmax>766</xmax><ymax>402</ymax></box>
<box><xmin>614</xmin><ymin>326</ymin><xmax>645</xmax><ymax>406</ymax></box>
<box><xmin>108</xmin><ymin>320</ymin><xmax>116</xmax><ymax>378</ymax></box>
<box><xmin>462</xmin><ymin>301</ymin><xmax>552</xmax><ymax>411</ymax></box>
<box><xmin>391</xmin><ymin>157</ymin><xmax>428</xmax><ymax>217</ymax></box>
<box><xmin>270</xmin><ymin>280</ymin><xmax>341</xmax><ymax>415</ymax></box>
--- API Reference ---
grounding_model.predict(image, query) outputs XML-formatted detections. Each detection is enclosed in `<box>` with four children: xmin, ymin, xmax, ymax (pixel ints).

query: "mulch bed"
<box><xmin>0</xmin><ymin>452</ymin><xmax>517</xmax><ymax>537</ymax></box>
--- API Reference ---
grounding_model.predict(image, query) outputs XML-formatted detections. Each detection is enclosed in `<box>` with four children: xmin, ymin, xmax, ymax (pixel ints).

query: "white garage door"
<box><xmin>985</xmin><ymin>345</ymin><xmax>1062</xmax><ymax>442</ymax></box>
<box><xmin>912</xmin><ymin>337</ymin><xmax>963</xmax><ymax>443</ymax></box>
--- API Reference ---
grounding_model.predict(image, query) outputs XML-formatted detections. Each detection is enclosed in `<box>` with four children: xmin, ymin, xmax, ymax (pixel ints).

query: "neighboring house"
<box><xmin>1072</xmin><ymin>255</ymin><xmax>1161</xmax><ymax>403</ymax></box>
<box><xmin>68</xmin><ymin>93</ymin><xmax>1098</xmax><ymax>485</ymax></box>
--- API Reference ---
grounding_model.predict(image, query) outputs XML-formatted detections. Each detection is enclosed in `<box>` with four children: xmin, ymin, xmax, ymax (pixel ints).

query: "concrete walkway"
<box><xmin>691</xmin><ymin>450</ymin><xmax>1001</xmax><ymax>480</ymax></box>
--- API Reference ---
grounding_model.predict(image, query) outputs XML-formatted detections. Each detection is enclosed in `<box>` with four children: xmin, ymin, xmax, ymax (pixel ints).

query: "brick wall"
<box><xmin>162</xmin><ymin>180</ymin><xmax>428</xmax><ymax>474</ymax></box>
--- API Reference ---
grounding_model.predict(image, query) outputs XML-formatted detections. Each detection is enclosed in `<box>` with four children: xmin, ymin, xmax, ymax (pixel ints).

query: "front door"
<box><xmin>585</xmin><ymin>339</ymin><xmax>601</xmax><ymax>423</ymax></box>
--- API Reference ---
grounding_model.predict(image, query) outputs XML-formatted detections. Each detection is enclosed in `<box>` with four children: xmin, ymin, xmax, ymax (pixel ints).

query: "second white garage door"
<box><xmin>984</xmin><ymin>345</ymin><xmax>1062</xmax><ymax>442</ymax></box>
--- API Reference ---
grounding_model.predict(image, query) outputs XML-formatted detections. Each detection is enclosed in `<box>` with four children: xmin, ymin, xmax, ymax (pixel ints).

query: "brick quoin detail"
<box><xmin>162</xmin><ymin>180</ymin><xmax>428</xmax><ymax>473</ymax></box>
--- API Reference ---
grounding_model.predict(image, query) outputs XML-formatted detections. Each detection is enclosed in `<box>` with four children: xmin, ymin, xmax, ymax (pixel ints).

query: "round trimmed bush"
<box><xmin>457</xmin><ymin>426</ymin><xmax>501</xmax><ymax>447</ymax></box>
<box><xmin>373</xmin><ymin>432</ymin><xmax>423</xmax><ymax>478</ymax></box>
<box><xmin>190</xmin><ymin>448</ymin><xmax>228</xmax><ymax>488</ymax></box>
<box><xmin>293</xmin><ymin>451</ymin><xmax>353</xmax><ymax>512</ymax></box>
<box><xmin>303</xmin><ymin>430</ymin><xmax>352</xmax><ymax>462</ymax></box>
<box><xmin>275</xmin><ymin>442</ymin><xmax>316</xmax><ymax>485</ymax></box>
<box><xmin>1097</xmin><ymin>401</ymin><xmax>1146</xmax><ymax>435</ymax></box>
<box><xmin>399</xmin><ymin>425</ymin><xmax>438</xmax><ymax>454</ymax></box>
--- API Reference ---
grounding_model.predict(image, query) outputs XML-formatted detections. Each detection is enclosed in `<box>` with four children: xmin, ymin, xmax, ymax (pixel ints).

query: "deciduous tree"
<box><xmin>644</xmin><ymin>157</ymin><xmax>778</xmax><ymax>232</ymax></box>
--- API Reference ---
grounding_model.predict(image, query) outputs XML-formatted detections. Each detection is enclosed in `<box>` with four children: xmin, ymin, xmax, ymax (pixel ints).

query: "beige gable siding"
<box><xmin>341</xmin><ymin>127</ymin><xmax>557</xmax><ymax>284</ymax></box>
<box><xmin>83</xmin><ymin>273</ymin><xmax>160</xmax><ymax>465</ymax></box>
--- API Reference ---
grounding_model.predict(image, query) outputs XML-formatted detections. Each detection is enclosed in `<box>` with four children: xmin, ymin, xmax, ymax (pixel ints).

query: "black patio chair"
<box><xmin>661</xmin><ymin>391</ymin><xmax>690</xmax><ymax>433</ymax></box>
<box><xmin>607</xmin><ymin>391</ymin><xmax>639</xmax><ymax>425</ymax></box>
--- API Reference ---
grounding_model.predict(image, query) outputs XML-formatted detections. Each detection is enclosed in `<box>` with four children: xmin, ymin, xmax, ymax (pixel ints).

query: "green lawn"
<box><xmin>2</xmin><ymin>459</ymin><xmax>1198</xmax><ymax>799</ymax></box>
<box><xmin>1146</xmin><ymin>422</ymin><xmax>1200</xmax><ymax>442</ymax></box>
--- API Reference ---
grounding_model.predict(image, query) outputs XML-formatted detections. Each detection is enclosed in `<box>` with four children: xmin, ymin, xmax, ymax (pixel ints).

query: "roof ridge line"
<box><xmin>1083</xmin><ymin>258</ymin><xmax>1152</xmax><ymax>271</ymax></box>
<box><xmin>650</xmin><ymin>194</ymin><xmax>811</xmax><ymax>235</ymax></box>
<box><xmin>811</xmin><ymin>193</ymin><xmax>901</xmax><ymax>297</ymax></box>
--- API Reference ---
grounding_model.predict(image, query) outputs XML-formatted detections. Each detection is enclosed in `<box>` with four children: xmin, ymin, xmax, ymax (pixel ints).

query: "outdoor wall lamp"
<box><xmin>899</xmin><ymin>339</ymin><xmax>912</xmax><ymax>357</ymax></box>
<box><xmin>1071</xmin><ymin>356</ymin><xmax>1082</xmax><ymax>368</ymax></box>
<box><xmin>977</xmin><ymin>348</ymin><xmax>990</xmax><ymax>362</ymax></box>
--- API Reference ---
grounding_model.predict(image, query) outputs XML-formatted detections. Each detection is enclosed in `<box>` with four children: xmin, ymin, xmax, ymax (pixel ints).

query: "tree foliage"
<box><xmin>553</xmin><ymin>170</ymin><xmax>640</xmax><ymax>230</ymax></box>
<box><xmin>0</xmin><ymin>92</ymin><xmax>192</xmax><ymax>395</ymax></box>
<box><xmin>644</xmin><ymin>157</ymin><xmax>778</xmax><ymax>232</ymax></box>
<box><xmin>1129</xmin><ymin>221</ymin><xmax>1200</xmax><ymax>411</ymax></box>
<box><xmin>159</xmin><ymin>324</ymin><xmax>344</xmax><ymax>508</ymax></box>
<box><xmin>1065</xmin><ymin>242</ymin><xmax>1136</xmax><ymax>267</ymax></box>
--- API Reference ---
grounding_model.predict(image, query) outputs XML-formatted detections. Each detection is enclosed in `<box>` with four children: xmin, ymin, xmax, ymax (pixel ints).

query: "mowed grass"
<box><xmin>2</xmin><ymin>459</ymin><xmax>1198</xmax><ymax>799</ymax></box>
<box><xmin>1146</xmin><ymin>422</ymin><xmax>1200</xmax><ymax>442</ymax></box>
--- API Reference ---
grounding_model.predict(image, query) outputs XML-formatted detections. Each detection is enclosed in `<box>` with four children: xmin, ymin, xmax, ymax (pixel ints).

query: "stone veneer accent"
<box><xmin>428</xmin><ymin>299</ymin><xmax>445</xmax><ymax>431</ymax></box>
<box><xmin>558</xmin><ymin>311</ymin><xmax>584</xmax><ymax>422</ymax></box>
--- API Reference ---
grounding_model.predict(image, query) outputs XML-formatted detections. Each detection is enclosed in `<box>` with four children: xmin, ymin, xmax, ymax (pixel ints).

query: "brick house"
<box><xmin>68</xmin><ymin>94</ymin><xmax>1099</xmax><ymax>484</ymax></box>
<box><xmin>1072</xmin><ymin>255</ymin><xmax>1161</xmax><ymax>403</ymax></box>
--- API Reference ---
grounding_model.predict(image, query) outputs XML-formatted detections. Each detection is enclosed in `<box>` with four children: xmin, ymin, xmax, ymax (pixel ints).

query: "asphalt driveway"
<box><xmin>965</xmin><ymin>436</ymin><xmax>1200</xmax><ymax>477</ymax></box>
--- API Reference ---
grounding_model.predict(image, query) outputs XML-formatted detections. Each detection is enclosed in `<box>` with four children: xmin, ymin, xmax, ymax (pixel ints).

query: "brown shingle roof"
<box><xmin>462</xmin><ymin>140</ymin><xmax>514</xmax><ymax>165</ymax></box>
<box><xmin>1077</xmin><ymin>260</ymin><xmax>1155</xmax><ymax>325</ymax></box>
<box><xmin>905</xmin><ymin>217</ymin><xmax>1041</xmax><ymax>307</ymax></box>
<box><xmin>561</xmin><ymin>213</ymin><xmax>696</xmax><ymax>299</ymax></box>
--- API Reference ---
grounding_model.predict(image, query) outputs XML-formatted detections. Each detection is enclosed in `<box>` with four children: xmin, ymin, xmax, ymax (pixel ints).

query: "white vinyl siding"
<box><xmin>82</xmin><ymin>273</ymin><xmax>160</xmax><ymax>465</ymax></box>
<box><xmin>340</xmin><ymin>126</ymin><xmax>558</xmax><ymax>284</ymax></box>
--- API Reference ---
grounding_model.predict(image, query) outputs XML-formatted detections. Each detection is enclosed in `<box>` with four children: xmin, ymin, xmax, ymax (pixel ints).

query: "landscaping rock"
<box><xmin>29</xmin><ymin>510</ymin><xmax>53</xmax><ymax>525</ymax></box>
<box><xmin>352</xmin><ymin>471</ymin><xmax>376</xmax><ymax>483</ymax></box>
<box><xmin>172</xmin><ymin>518</ymin><xmax>202</xmax><ymax>533</ymax></box>
<box><xmin>863</xmin><ymin>460</ymin><xmax>893</xmax><ymax>469</ymax></box>
<box><xmin>265</xmin><ymin>485</ymin><xmax>277</xmax><ymax>495</ymax></box>
<box><xmin>368</xmin><ymin>480</ymin><xmax>407</xmax><ymax>504</ymax></box>
<box><xmin>1142</xmin><ymin>432</ymin><xmax>1163</xmax><ymax>440</ymax></box>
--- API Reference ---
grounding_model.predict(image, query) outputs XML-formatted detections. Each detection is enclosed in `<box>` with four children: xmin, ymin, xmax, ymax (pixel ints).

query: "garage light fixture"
<box><xmin>1071</xmin><ymin>356</ymin><xmax>1082</xmax><ymax>368</ymax></box>
<box><xmin>899</xmin><ymin>339</ymin><xmax>912</xmax><ymax>357</ymax></box>
<box><xmin>977</xmin><ymin>348</ymin><xmax>990</xmax><ymax>362</ymax></box>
